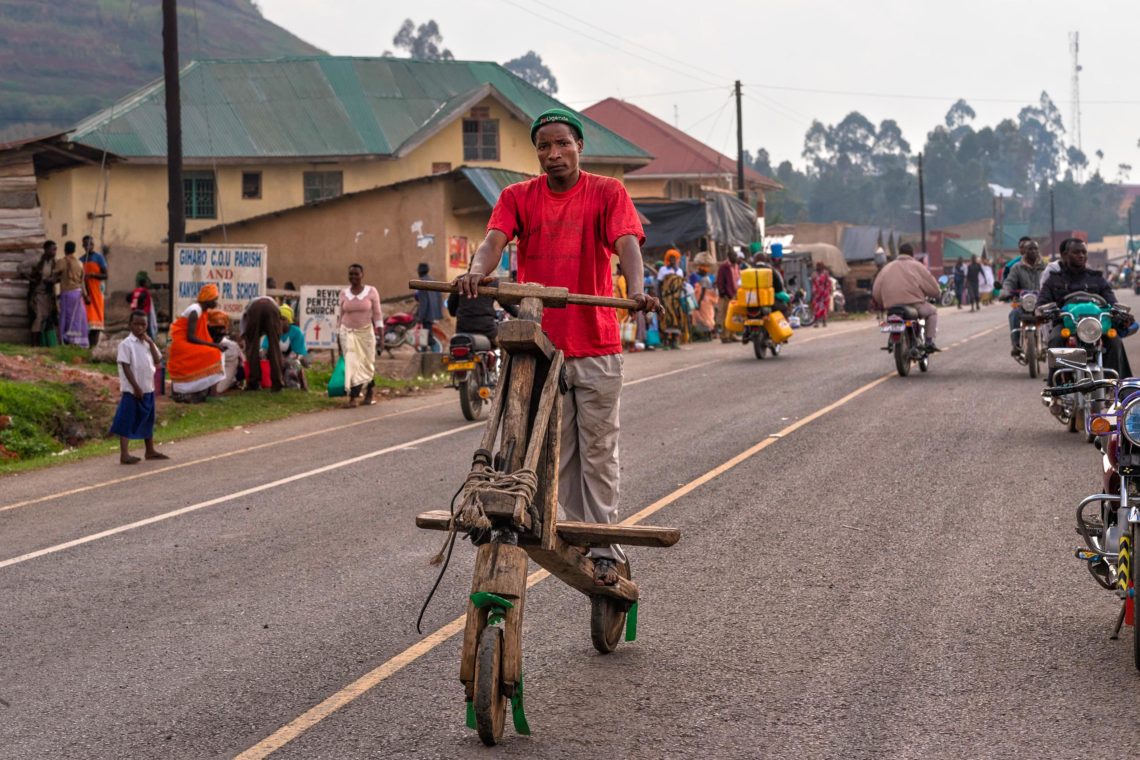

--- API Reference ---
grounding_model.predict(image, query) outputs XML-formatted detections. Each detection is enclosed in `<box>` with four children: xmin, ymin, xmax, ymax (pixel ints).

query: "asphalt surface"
<box><xmin>3</xmin><ymin>300</ymin><xmax>1140</xmax><ymax>759</ymax></box>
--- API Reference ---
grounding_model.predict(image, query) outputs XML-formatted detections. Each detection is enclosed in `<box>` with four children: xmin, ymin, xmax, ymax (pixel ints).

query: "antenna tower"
<box><xmin>1069</xmin><ymin>31</ymin><xmax>1083</xmax><ymax>180</ymax></box>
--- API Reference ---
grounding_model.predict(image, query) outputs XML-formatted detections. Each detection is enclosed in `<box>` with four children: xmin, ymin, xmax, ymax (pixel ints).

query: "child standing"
<box><xmin>110</xmin><ymin>310</ymin><xmax>170</xmax><ymax>465</ymax></box>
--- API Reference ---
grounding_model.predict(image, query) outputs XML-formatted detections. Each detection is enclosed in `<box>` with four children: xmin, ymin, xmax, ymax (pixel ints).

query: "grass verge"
<box><xmin>0</xmin><ymin>357</ymin><xmax>447</xmax><ymax>477</ymax></box>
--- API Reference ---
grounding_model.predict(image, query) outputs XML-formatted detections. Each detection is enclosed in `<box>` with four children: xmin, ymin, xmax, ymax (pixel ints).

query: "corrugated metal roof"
<box><xmin>68</xmin><ymin>57</ymin><xmax>651</xmax><ymax>162</ymax></box>
<box><xmin>460</xmin><ymin>167</ymin><xmax>534</xmax><ymax>207</ymax></box>
<box><xmin>944</xmin><ymin>238</ymin><xmax>988</xmax><ymax>260</ymax></box>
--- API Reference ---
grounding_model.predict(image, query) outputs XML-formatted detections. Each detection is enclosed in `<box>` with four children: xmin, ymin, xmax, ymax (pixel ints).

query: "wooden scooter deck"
<box><xmin>415</xmin><ymin>509</ymin><xmax>679</xmax><ymax>602</ymax></box>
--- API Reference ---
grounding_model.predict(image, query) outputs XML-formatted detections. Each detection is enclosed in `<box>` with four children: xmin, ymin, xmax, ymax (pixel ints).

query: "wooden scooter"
<box><xmin>411</xmin><ymin>279</ymin><xmax>680</xmax><ymax>745</ymax></box>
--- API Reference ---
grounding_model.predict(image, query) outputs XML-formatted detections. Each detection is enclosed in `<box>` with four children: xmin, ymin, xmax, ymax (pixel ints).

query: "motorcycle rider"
<box><xmin>1040</xmin><ymin>237</ymin><xmax>1132</xmax><ymax>378</ymax></box>
<box><xmin>871</xmin><ymin>242</ymin><xmax>942</xmax><ymax>351</ymax></box>
<box><xmin>999</xmin><ymin>240</ymin><xmax>1045</xmax><ymax>358</ymax></box>
<box><xmin>445</xmin><ymin>270</ymin><xmax>520</xmax><ymax>343</ymax></box>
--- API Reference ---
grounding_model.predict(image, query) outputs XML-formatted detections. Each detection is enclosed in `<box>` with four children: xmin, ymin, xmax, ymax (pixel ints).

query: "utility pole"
<box><xmin>917</xmin><ymin>152</ymin><xmax>927</xmax><ymax>255</ymax></box>
<box><xmin>1129</xmin><ymin>207</ymin><xmax>1135</xmax><ymax>264</ymax></box>
<box><xmin>734</xmin><ymin>80</ymin><xmax>745</xmax><ymax>202</ymax></box>
<box><xmin>162</xmin><ymin>0</ymin><xmax>184</xmax><ymax>304</ymax></box>
<box><xmin>1049</xmin><ymin>187</ymin><xmax>1056</xmax><ymax>254</ymax></box>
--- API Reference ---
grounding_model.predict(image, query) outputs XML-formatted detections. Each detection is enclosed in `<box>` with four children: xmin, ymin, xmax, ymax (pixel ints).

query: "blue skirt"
<box><xmin>109</xmin><ymin>392</ymin><xmax>156</xmax><ymax>440</ymax></box>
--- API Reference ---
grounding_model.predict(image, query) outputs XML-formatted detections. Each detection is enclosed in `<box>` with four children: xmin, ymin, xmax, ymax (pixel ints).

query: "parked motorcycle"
<box><xmin>446</xmin><ymin>333</ymin><xmax>499</xmax><ymax>420</ymax></box>
<box><xmin>789</xmin><ymin>287</ymin><xmax>814</xmax><ymax>328</ymax></box>
<box><xmin>880</xmin><ymin>304</ymin><xmax>931</xmax><ymax>376</ymax></box>
<box><xmin>382</xmin><ymin>312</ymin><xmax>416</xmax><ymax>355</ymax></box>
<box><xmin>1039</xmin><ymin>292</ymin><xmax>1130</xmax><ymax>440</ymax></box>
<box><xmin>1010</xmin><ymin>290</ymin><xmax>1045</xmax><ymax>378</ymax></box>
<box><xmin>1043</xmin><ymin>376</ymin><xmax>1140</xmax><ymax>669</ymax></box>
<box><xmin>937</xmin><ymin>275</ymin><xmax>956</xmax><ymax>307</ymax></box>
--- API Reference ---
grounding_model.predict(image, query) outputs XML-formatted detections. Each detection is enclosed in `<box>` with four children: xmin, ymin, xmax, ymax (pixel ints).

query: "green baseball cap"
<box><xmin>531</xmin><ymin>108</ymin><xmax>584</xmax><ymax>144</ymax></box>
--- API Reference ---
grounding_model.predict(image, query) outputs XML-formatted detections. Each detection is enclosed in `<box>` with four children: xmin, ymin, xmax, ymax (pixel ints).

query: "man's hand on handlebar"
<box><xmin>453</xmin><ymin>271</ymin><xmax>494</xmax><ymax>298</ymax></box>
<box><xmin>631</xmin><ymin>292</ymin><xmax>662</xmax><ymax>314</ymax></box>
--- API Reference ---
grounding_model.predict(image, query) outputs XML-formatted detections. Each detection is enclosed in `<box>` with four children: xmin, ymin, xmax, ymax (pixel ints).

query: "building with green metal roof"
<box><xmin>12</xmin><ymin>57</ymin><xmax>651</xmax><ymax>305</ymax></box>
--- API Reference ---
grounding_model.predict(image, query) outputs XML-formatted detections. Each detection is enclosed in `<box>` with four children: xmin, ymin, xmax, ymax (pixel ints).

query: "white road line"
<box><xmin>0</xmin><ymin>399</ymin><xmax>452</xmax><ymax>514</ymax></box>
<box><xmin>0</xmin><ymin>424</ymin><xmax>482</xmax><ymax>571</ymax></box>
<box><xmin>0</xmin><ymin>354</ymin><xmax>733</xmax><ymax>567</ymax></box>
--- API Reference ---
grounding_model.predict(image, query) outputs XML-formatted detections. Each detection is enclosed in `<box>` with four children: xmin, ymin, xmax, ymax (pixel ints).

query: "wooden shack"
<box><xmin>0</xmin><ymin>150</ymin><xmax>45</xmax><ymax>344</ymax></box>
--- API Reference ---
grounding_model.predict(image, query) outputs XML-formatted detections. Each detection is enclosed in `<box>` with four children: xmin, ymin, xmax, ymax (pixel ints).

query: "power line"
<box><xmin>743</xmin><ymin>81</ymin><xmax>1140</xmax><ymax>106</ymax></box>
<box><xmin>525</xmin><ymin>0</ymin><xmax>734</xmax><ymax>86</ymax></box>
<box><xmin>497</xmin><ymin>0</ymin><xmax>723</xmax><ymax>89</ymax></box>
<box><xmin>562</xmin><ymin>86</ymin><xmax>725</xmax><ymax>106</ymax></box>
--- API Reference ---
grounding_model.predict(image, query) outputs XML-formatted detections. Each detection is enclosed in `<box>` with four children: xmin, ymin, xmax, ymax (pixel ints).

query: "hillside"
<box><xmin>0</xmin><ymin>0</ymin><xmax>324</xmax><ymax>140</ymax></box>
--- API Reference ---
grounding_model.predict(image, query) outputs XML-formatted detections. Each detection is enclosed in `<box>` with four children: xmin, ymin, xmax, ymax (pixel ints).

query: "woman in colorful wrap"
<box><xmin>168</xmin><ymin>284</ymin><xmax>226</xmax><ymax>402</ymax></box>
<box><xmin>688</xmin><ymin>251</ymin><xmax>718</xmax><ymax>339</ymax></box>
<box><xmin>80</xmin><ymin>235</ymin><xmax>107</xmax><ymax>348</ymax></box>
<box><xmin>657</xmin><ymin>249</ymin><xmax>689</xmax><ymax>348</ymax></box>
<box><xmin>53</xmin><ymin>240</ymin><xmax>89</xmax><ymax>347</ymax></box>
<box><xmin>337</xmin><ymin>263</ymin><xmax>383</xmax><ymax>408</ymax></box>
<box><xmin>810</xmin><ymin>261</ymin><xmax>833</xmax><ymax>328</ymax></box>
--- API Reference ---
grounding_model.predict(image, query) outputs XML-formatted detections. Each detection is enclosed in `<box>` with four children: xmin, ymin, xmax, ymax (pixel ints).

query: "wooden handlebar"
<box><xmin>409</xmin><ymin>279</ymin><xmax>639</xmax><ymax>310</ymax></box>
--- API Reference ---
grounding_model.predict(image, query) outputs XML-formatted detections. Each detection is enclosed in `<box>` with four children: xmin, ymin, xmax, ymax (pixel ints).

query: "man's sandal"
<box><xmin>593</xmin><ymin>558</ymin><xmax>620</xmax><ymax>587</ymax></box>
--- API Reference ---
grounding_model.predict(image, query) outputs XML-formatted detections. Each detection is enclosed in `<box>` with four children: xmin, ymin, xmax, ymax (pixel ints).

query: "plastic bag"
<box><xmin>327</xmin><ymin>355</ymin><xmax>347</xmax><ymax>397</ymax></box>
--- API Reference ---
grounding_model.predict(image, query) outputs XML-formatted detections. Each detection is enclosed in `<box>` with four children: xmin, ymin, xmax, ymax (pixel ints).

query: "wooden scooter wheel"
<box><xmin>474</xmin><ymin>626</ymin><xmax>506</xmax><ymax>745</ymax></box>
<box><xmin>590</xmin><ymin>561</ymin><xmax>631</xmax><ymax>654</ymax></box>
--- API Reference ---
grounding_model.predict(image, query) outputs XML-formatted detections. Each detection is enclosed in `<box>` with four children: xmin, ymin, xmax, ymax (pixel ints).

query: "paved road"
<box><xmin>3</xmin><ymin>300</ymin><xmax>1140</xmax><ymax>759</ymax></box>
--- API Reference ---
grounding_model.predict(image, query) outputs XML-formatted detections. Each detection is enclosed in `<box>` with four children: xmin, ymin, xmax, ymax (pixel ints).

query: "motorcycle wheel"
<box><xmin>918</xmin><ymin>355</ymin><xmax>929</xmax><ymax>372</ymax></box>
<box><xmin>796</xmin><ymin>306</ymin><xmax>814</xmax><ymax>327</ymax></box>
<box><xmin>753</xmin><ymin>336</ymin><xmax>766</xmax><ymax>360</ymax></box>
<box><xmin>770</xmin><ymin>341</ymin><xmax>782</xmax><ymax>357</ymax></box>
<box><xmin>458</xmin><ymin>368</ymin><xmax>487</xmax><ymax>421</ymax></box>
<box><xmin>1025</xmin><ymin>333</ymin><xmax>1038</xmax><ymax>379</ymax></box>
<box><xmin>941</xmin><ymin>290</ymin><xmax>955</xmax><ymax>307</ymax></box>
<box><xmin>893</xmin><ymin>340</ymin><xmax>911</xmax><ymax>377</ymax></box>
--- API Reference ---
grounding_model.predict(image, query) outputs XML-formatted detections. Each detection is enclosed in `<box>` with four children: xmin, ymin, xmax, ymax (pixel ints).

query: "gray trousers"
<box><xmin>559</xmin><ymin>354</ymin><xmax>626</xmax><ymax>563</ymax></box>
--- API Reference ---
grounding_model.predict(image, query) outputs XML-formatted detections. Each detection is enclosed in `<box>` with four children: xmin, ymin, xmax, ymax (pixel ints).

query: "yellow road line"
<box><xmin>0</xmin><ymin>399</ymin><xmax>452</xmax><ymax>514</ymax></box>
<box><xmin>0</xmin><ymin>424</ymin><xmax>483</xmax><ymax>571</ymax></box>
<box><xmin>236</xmin><ymin>321</ymin><xmax>1004</xmax><ymax>758</ymax></box>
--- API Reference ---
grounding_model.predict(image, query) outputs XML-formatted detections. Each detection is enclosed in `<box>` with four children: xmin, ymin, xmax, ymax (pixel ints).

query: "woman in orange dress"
<box><xmin>168</xmin><ymin>284</ymin><xmax>226</xmax><ymax>402</ymax></box>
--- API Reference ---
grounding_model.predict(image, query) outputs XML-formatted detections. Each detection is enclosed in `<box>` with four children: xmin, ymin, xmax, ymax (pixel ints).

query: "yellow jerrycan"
<box><xmin>764</xmin><ymin>311</ymin><xmax>793</xmax><ymax>343</ymax></box>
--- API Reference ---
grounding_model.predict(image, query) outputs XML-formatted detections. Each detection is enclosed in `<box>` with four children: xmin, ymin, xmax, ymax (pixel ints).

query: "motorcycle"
<box><xmin>937</xmin><ymin>275</ymin><xmax>956</xmax><ymax>307</ymax></box>
<box><xmin>382</xmin><ymin>312</ymin><xmax>416</xmax><ymax>355</ymax></box>
<box><xmin>1043</xmin><ymin>376</ymin><xmax>1140</xmax><ymax>669</ymax></box>
<box><xmin>789</xmin><ymin>287</ymin><xmax>814</xmax><ymax>328</ymax></box>
<box><xmin>445</xmin><ymin>333</ymin><xmax>499</xmax><ymax>421</ymax></box>
<box><xmin>1039</xmin><ymin>292</ymin><xmax>1130</xmax><ymax>440</ymax></box>
<box><xmin>723</xmin><ymin>268</ymin><xmax>794</xmax><ymax>360</ymax></box>
<box><xmin>1010</xmin><ymin>290</ymin><xmax>1045</xmax><ymax>378</ymax></box>
<box><xmin>880</xmin><ymin>304</ymin><xmax>931</xmax><ymax>376</ymax></box>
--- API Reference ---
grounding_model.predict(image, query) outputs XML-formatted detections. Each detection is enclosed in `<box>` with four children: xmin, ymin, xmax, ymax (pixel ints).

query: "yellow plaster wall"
<box><xmin>37</xmin><ymin>94</ymin><xmax>629</xmax><ymax>297</ymax></box>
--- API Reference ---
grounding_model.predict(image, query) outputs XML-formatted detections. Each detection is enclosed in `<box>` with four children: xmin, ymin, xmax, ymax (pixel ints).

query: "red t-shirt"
<box><xmin>488</xmin><ymin>172</ymin><xmax>645</xmax><ymax>357</ymax></box>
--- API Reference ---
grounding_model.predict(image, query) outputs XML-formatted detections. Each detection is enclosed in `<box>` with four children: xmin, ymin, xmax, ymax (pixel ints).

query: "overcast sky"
<box><xmin>259</xmin><ymin>0</ymin><xmax>1140</xmax><ymax>180</ymax></box>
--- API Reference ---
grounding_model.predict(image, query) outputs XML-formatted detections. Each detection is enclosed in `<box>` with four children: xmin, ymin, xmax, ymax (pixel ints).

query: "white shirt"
<box><xmin>117</xmin><ymin>333</ymin><xmax>156</xmax><ymax>394</ymax></box>
<box><xmin>216</xmin><ymin>337</ymin><xmax>242</xmax><ymax>392</ymax></box>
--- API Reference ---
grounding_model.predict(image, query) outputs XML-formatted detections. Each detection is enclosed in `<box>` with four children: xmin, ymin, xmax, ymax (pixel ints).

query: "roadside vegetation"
<box><xmin>0</xmin><ymin>344</ymin><xmax>446</xmax><ymax>476</ymax></box>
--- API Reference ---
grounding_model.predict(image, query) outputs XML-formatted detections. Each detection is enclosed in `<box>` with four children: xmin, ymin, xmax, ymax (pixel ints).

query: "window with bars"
<box><xmin>462</xmin><ymin>119</ymin><xmax>499</xmax><ymax>161</ymax></box>
<box><xmin>303</xmin><ymin>171</ymin><xmax>343</xmax><ymax>204</ymax></box>
<box><xmin>184</xmin><ymin>171</ymin><xmax>216</xmax><ymax>219</ymax></box>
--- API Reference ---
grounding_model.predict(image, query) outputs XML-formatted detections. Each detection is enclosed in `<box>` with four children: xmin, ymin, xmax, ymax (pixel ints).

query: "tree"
<box><xmin>503</xmin><ymin>51</ymin><xmax>558</xmax><ymax>94</ymax></box>
<box><xmin>387</xmin><ymin>19</ymin><xmax>453</xmax><ymax>60</ymax></box>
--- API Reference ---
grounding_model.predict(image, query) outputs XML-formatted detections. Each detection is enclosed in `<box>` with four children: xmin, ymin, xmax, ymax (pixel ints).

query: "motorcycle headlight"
<box><xmin>1076</xmin><ymin>316</ymin><xmax>1103</xmax><ymax>343</ymax></box>
<box><xmin>1122</xmin><ymin>399</ymin><xmax>1140</xmax><ymax>445</ymax></box>
<box><xmin>1020</xmin><ymin>293</ymin><xmax>1038</xmax><ymax>312</ymax></box>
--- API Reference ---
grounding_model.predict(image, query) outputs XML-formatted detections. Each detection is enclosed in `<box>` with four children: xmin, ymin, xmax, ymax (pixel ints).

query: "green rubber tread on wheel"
<box><xmin>625</xmin><ymin>601</ymin><xmax>638</xmax><ymax>642</ymax></box>
<box><xmin>511</xmin><ymin>673</ymin><xmax>531</xmax><ymax>735</ymax></box>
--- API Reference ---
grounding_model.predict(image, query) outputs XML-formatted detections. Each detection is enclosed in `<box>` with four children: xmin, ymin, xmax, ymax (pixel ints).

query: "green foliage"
<box><xmin>0</xmin><ymin>380</ymin><xmax>85</xmax><ymax>458</ymax></box>
<box><xmin>0</xmin><ymin>0</ymin><xmax>323</xmax><ymax>139</ymax></box>
<box><xmin>756</xmin><ymin>91</ymin><xmax>1130</xmax><ymax>240</ymax></box>
<box><xmin>504</xmin><ymin>51</ymin><xmax>558</xmax><ymax>95</ymax></box>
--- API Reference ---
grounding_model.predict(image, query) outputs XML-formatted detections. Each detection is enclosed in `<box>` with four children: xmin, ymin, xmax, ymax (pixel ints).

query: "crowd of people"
<box><xmin>28</xmin><ymin>236</ymin><xmax>112</xmax><ymax>349</ymax></box>
<box><xmin>614</xmin><ymin>241</ymin><xmax>841</xmax><ymax>351</ymax></box>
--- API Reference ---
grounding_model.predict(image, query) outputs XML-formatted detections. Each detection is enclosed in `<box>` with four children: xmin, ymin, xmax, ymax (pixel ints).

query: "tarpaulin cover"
<box><xmin>636</xmin><ymin>194</ymin><xmax>758</xmax><ymax>252</ymax></box>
